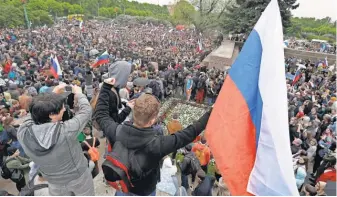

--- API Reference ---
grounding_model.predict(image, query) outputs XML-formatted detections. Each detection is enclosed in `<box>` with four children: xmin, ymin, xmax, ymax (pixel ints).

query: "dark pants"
<box><xmin>201</xmin><ymin>165</ymin><xmax>208</xmax><ymax>174</ymax></box>
<box><xmin>115</xmin><ymin>191</ymin><xmax>155</xmax><ymax>196</ymax></box>
<box><xmin>313</xmin><ymin>154</ymin><xmax>323</xmax><ymax>174</ymax></box>
<box><xmin>191</xmin><ymin>88</ymin><xmax>196</xmax><ymax>101</ymax></box>
<box><xmin>181</xmin><ymin>174</ymin><xmax>189</xmax><ymax>191</ymax></box>
<box><xmin>0</xmin><ymin>151</ymin><xmax>4</xmax><ymax>167</ymax></box>
<box><xmin>172</xmin><ymin>151</ymin><xmax>177</xmax><ymax>161</ymax></box>
<box><xmin>181</xmin><ymin>173</ymin><xmax>196</xmax><ymax>191</ymax></box>
<box><xmin>15</xmin><ymin>177</ymin><xmax>26</xmax><ymax>192</ymax></box>
<box><xmin>315</xmin><ymin>160</ymin><xmax>331</xmax><ymax>181</ymax></box>
<box><xmin>215</xmin><ymin>172</ymin><xmax>221</xmax><ymax>182</ymax></box>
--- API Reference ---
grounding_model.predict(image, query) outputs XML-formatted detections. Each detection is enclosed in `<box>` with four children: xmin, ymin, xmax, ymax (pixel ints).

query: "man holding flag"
<box><xmin>205</xmin><ymin>0</ymin><xmax>298</xmax><ymax>195</ymax></box>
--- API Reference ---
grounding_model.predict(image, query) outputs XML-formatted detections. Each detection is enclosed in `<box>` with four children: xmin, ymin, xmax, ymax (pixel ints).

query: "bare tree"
<box><xmin>190</xmin><ymin>0</ymin><xmax>233</xmax><ymax>31</ymax></box>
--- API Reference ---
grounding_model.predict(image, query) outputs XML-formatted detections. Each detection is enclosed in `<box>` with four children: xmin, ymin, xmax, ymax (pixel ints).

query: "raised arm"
<box><xmin>63</xmin><ymin>86</ymin><xmax>92</xmax><ymax>139</ymax></box>
<box><xmin>93</xmin><ymin>82</ymin><xmax>119</xmax><ymax>143</ymax></box>
<box><xmin>158</xmin><ymin>110</ymin><xmax>212</xmax><ymax>157</ymax></box>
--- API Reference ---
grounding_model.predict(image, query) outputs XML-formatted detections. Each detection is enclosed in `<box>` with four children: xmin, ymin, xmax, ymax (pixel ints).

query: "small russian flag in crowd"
<box><xmin>292</xmin><ymin>68</ymin><xmax>302</xmax><ymax>86</ymax></box>
<box><xmin>92</xmin><ymin>51</ymin><xmax>109</xmax><ymax>68</ymax></box>
<box><xmin>323</xmin><ymin>56</ymin><xmax>328</xmax><ymax>68</ymax></box>
<box><xmin>196</xmin><ymin>39</ymin><xmax>203</xmax><ymax>53</ymax></box>
<box><xmin>50</xmin><ymin>55</ymin><xmax>62</xmax><ymax>79</ymax></box>
<box><xmin>205</xmin><ymin>0</ymin><xmax>298</xmax><ymax>196</ymax></box>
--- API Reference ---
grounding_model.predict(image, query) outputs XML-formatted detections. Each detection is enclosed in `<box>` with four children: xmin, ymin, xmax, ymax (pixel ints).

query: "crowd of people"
<box><xmin>285</xmin><ymin>39</ymin><xmax>336</xmax><ymax>54</ymax></box>
<box><xmin>0</xmin><ymin>18</ymin><xmax>335</xmax><ymax>196</ymax></box>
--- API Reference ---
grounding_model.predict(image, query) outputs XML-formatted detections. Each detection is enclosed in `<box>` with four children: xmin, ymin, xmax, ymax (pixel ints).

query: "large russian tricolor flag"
<box><xmin>205</xmin><ymin>0</ymin><xmax>298</xmax><ymax>196</ymax></box>
<box><xmin>92</xmin><ymin>51</ymin><xmax>109</xmax><ymax>68</ymax></box>
<box><xmin>50</xmin><ymin>55</ymin><xmax>62</xmax><ymax>79</ymax></box>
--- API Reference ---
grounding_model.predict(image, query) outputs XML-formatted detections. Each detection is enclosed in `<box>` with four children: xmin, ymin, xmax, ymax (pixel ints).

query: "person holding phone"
<box><xmin>17</xmin><ymin>84</ymin><xmax>95</xmax><ymax>196</ymax></box>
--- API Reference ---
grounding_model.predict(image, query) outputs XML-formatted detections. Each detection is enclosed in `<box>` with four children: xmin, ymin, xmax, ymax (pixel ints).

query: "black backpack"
<box><xmin>185</xmin><ymin>153</ymin><xmax>201</xmax><ymax>175</ymax></box>
<box><xmin>1</xmin><ymin>158</ymin><xmax>13</xmax><ymax>179</ymax></box>
<box><xmin>19</xmin><ymin>172</ymin><xmax>48</xmax><ymax>196</ymax></box>
<box><xmin>102</xmin><ymin>126</ymin><xmax>157</xmax><ymax>193</ymax></box>
<box><xmin>1</xmin><ymin>158</ymin><xmax>24</xmax><ymax>183</ymax></box>
<box><xmin>197</xmin><ymin>78</ymin><xmax>205</xmax><ymax>90</ymax></box>
<box><xmin>148</xmin><ymin>81</ymin><xmax>161</xmax><ymax>99</ymax></box>
<box><xmin>177</xmin><ymin>72</ymin><xmax>184</xmax><ymax>86</ymax></box>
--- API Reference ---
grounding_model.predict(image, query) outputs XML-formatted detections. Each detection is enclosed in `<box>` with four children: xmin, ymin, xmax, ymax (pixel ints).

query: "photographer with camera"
<box><xmin>17</xmin><ymin>83</ymin><xmax>94</xmax><ymax>196</ymax></box>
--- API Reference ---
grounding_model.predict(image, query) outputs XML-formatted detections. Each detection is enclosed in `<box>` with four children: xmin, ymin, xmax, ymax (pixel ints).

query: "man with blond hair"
<box><xmin>94</xmin><ymin>78</ymin><xmax>212</xmax><ymax>196</ymax></box>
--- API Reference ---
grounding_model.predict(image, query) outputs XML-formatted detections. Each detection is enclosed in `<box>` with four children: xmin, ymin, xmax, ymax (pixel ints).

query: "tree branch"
<box><xmin>205</xmin><ymin>0</ymin><xmax>220</xmax><ymax>15</ymax></box>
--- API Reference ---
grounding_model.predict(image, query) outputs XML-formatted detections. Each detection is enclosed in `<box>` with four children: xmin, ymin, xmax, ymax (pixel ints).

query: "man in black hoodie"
<box><xmin>94</xmin><ymin>78</ymin><xmax>211</xmax><ymax>196</ymax></box>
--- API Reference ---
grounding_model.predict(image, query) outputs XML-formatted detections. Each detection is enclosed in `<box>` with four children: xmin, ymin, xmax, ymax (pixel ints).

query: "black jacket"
<box><xmin>180</xmin><ymin>152</ymin><xmax>198</xmax><ymax>175</ymax></box>
<box><xmin>94</xmin><ymin>83</ymin><xmax>211</xmax><ymax>195</ymax></box>
<box><xmin>107</xmin><ymin>86</ymin><xmax>131</xmax><ymax>124</ymax></box>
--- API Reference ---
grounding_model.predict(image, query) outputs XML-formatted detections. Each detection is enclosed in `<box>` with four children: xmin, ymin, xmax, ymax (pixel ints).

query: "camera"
<box><xmin>65</xmin><ymin>85</ymin><xmax>72</xmax><ymax>92</ymax></box>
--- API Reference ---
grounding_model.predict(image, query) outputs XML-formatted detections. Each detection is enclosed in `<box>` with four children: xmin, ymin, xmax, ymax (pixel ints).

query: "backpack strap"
<box><xmin>115</xmin><ymin>125</ymin><xmax>123</xmax><ymax>140</ymax></box>
<box><xmin>107</xmin><ymin>125</ymin><xmax>122</xmax><ymax>152</ymax></box>
<box><xmin>32</xmin><ymin>183</ymin><xmax>48</xmax><ymax>191</ymax></box>
<box><xmin>92</xmin><ymin>137</ymin><xmax>96</xmax><ymax>147</ymax></box>
<box><xmin>83</xmin><ymin>140</ymin><xmax>92</xmax><ymax>149</ymax></box>
<box><xmin>5</xmin><ymin>157</ymin><xmax>17</xmax><ymax>164</ymax></box>
<box><xmin>138</xmin><ymin>135</ymin><xmax>158</xmax><ymax>150</ymax></box>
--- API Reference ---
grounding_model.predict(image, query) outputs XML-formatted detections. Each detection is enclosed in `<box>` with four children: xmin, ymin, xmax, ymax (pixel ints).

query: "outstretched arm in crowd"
<box><xmin>63</xmin><ymin>85</ymin><xmax>92</xmax><ymax>139</ymax></box>
<box><xmin>157</xmin><ymin>110</ymin><xmax>212</xmax><ymax>158</ymax></box>
<box><xmin>94</xmin><ymin>80</ymin><xmax>120</xmax><ymax>143</ymax></box>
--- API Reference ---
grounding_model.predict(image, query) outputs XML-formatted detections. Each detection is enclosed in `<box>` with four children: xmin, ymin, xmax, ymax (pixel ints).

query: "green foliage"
<box><xmin>223</xmin><ymin>0</ymin><xmax>299</xmax><ymax>34</ymax></box>
<box><xmin>27</xmin><ymin>0</ymin><xmax>49</xmax><ymax>12</ymax></box>
<box><xmin>114</xmin><ymin>15</ymin><xmax>172</xmax><ymax>27</ymax></box>
<box><xmin>171</xmin><ymin>0</ymin><xmax>197</xmax><ymax>25</ymax></box>
<box><xmin>0</xmin><ymin>4</ymin><xmax>24</xmax><ymax>28</ymax></box>
<box><xmin>286</xmin><ymin>17</ymin><xmax>336</xmax><ymax>43</ymax></box>
<box><xmin>29</xmin><ymin>10</ymin><xmax>54</xmax><ymax>26</ymax></box>
<box><xmin>80</xmin><ymin>0</ymin><xmax>169</xmax><ymax>19</ymax></box>
<box><xmin>0</xmin><ymin>0</ymin><xmax>170</xmax><ymax>28</ymax></box>
<box><xmin>190</xmin><ymin>0</ymin><xmax>229</xmax><ymax>31</ymax></box>
<box><xmin>47</xmin><ymin>0</ymin><xmax>64</xmax><ymax>16</ymax></box>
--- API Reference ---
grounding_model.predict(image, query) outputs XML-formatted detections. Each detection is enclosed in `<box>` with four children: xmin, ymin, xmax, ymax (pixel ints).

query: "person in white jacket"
<box><xmin>156</xmin><ymin>157</ymin><xmax>178</xmax><ymax>196</ymax></box>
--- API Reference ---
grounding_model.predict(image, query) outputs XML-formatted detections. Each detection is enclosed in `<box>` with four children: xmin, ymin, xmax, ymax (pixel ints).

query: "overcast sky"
<box><xmin>133</xmin><ymin>0</ymin><xmax>336</xmax><ymax>20</ymax></box>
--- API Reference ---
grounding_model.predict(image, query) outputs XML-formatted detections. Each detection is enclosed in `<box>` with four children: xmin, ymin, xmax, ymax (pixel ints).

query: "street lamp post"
<box><xmin>22</xmin><ymin>0</ymin><xmax>30</xmax><ymax>31</ymax></box>
<box><xmin>21</xmin><ymin>0</ymin><xmax>31</xmax><ymax>44</ymax></box>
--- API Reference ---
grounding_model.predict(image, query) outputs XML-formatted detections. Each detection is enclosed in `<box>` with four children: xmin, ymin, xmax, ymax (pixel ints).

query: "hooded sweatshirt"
<box><xmin>156</xmin><ymin>157</ymin><xmax>178</xmax><ymax>195</ymax></box>
<box><xmin>103</xmin><ymin>60</ymin><xmax>132</xmax><ymax>89</ymax></box>
<box><xmin>100</xmin><ymin>61</ymin><xmax>132</xmax><ymax>123</ymax></box>
<box><xmin>17</xmin><ymin>93</ymin><xmax>92</xmax><ymax>185</ymax></box>
<box><xmin>94</xmin><ymin>83</ymin><xmax>212</xmax><ymax>196</ymax></box>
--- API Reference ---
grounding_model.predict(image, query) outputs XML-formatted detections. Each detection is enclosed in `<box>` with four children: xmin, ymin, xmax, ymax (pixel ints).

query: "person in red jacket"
<box><xmin>192</xmin><ymin>136</ymin><xmax>210</xmax><ymax>173</ymax></box>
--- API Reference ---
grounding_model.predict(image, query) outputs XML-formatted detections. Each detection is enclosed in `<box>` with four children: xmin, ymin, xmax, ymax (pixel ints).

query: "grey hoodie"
<box><xmin>102</xmin><ymin>61</ymin><xmax>132</xmax><ymax>89</ymax></box>
<box><xmin>17</xmin><ymin>94</ymin><xmax>92</xmax><ymax>185</ymax></box>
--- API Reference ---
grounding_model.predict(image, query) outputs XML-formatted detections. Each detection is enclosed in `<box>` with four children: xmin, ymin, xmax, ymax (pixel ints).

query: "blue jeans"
<box><xmin>115</xmin><ymin>191</ymin><xmax>156</xmax><ymax>196</ymax></box>
<box><xmin>181</xmin><ymin>174</ymin><xmax>189</xmax><ymax>191</ymax></box>
<box><xmin>207</xmin><ymin>97</ymin><xmax>214</xmax><ymax>106</ymax></box>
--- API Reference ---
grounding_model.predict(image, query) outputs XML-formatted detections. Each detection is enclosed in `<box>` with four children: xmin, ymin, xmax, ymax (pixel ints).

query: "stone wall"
<box><xmin>235</xmin><ymin>41</ymin><xmax>336</xmax><ymax>63</ymax></box>
<box><xmin>284</xmin><ymin>48</ymin><xmax>336</xmax><ymax>63</ymax></box>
